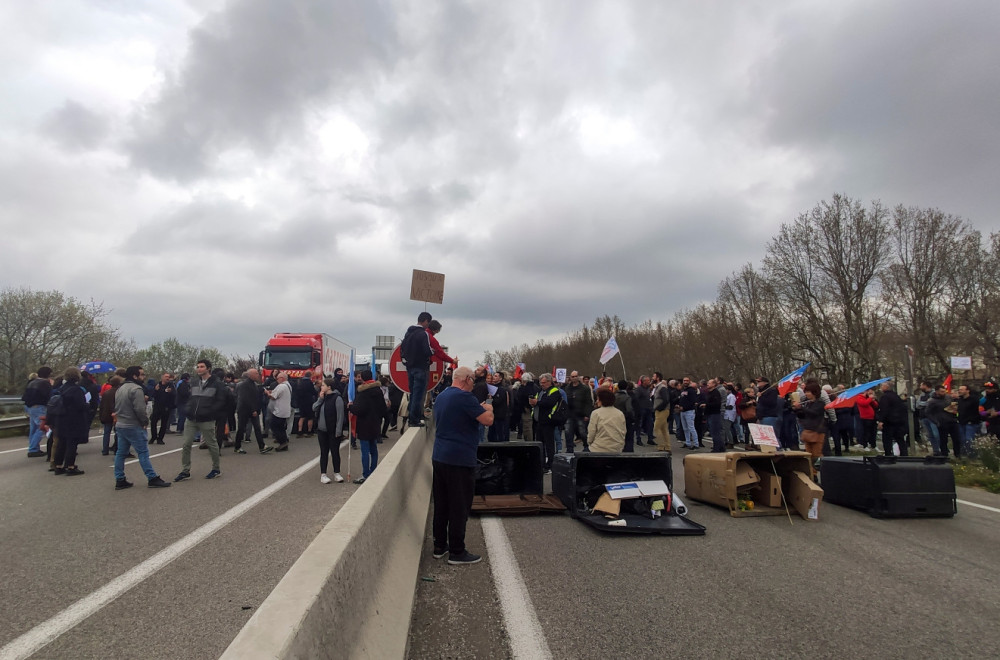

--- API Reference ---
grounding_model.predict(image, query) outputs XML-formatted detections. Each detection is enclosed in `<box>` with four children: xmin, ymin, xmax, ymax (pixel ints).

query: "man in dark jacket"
<box><xmin>564</xmin><ymin>371</ymin><xmax>593</xmax><ymax>452</ymax></box>
<box><xmin>174</xmin><ymin>373</ymin><xmax>191</xmax><ymax>434</ymax></box>
<box><xmin>676</xmin><ymin>377</ymin><xmax>699</xmax><ymax>449</ymax></box>
<box><xmin>614</xmin><ymin>380</ymin><xmax>636</xmax><ymax>452</ymax></box>
<box><xmin>295</xmin><ymin>374</ymin><xmax>319</xmax><ymax>438</ymax></box>
<box><xmin>532</xmin><ymin>374</ymin><xmax>562</xmax><ymax>472</ymax></box>
<box><xmin>402</xmin><ymin>312</ymin><xmax>433</xmax><ymax>427</ymax></box>
<box><xmin>633</xmin><ymin>376</ymin><xmax>655</xmax><ymax>446</ymax></box>
<box><xmin>925</xmin><ymin>384</ymin><xmax>962</xmax><ymax>458</ymax></box>
<box><xmin>705</xmin><ymin>378</ymin><xmax>725</xmax><ymax>452</ymax></box>
<box><xmin>21</xmin><ymin>366</ymin><xmax>53</xmax><ymax>457</ymax></box>
<box><xmin>52</xmin><ymin>367</ymin><xmax>90</xmax><ymax>475</ymax></box>
<box><xmin>487</xmin><ymin>373</ymin><xmax>511</xmax><ymax>442</ymax></box>
<box><xmin>235</xmin><ymin>369</ymin><xmax>272</xmax><ymax>455</ymax></box>
<box><xmin>150</xmin><ymin>373</ymin><xmax>175</xmax><ymax>444</ymax></box>
<box><xmin>349</xmin><ymin>370</ymin><xmax>388</xmax><ymax>484</ymax></box>
<box><xmin>876</xmin><ymin>381</ymin><xmax>908</xmax><ymax>456</ymax></box>
<box><xmin>956</xmin><ymin>384</ymin><xmax>981</xmax><ymax>456</ymax></box>
<box><xmin>176</xmin><ymin>359</ymin><xmax>228</xmax><ymax>481</ymax></box>
<box><xmin>515</xmin><ymin>374</ymin><xmax>539</xmax><ymax>442</ymax></box>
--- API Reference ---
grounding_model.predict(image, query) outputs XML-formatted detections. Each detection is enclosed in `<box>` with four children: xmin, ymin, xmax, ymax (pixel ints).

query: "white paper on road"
<box><xmin>605</xmin><ymin>482</ymin><xmax>641</xmax><ymax>499</ymax></box>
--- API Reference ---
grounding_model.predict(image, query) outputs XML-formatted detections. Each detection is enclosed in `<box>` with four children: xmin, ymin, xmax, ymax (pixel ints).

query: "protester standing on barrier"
<box><xmin>431</xmin><ymin>366</ymin><xmax>493</xmax><ymax>565</ymax></box>
<box><xmin>402</xmin><ymin>312</ymin><xmax>433</xmax><ymax>427</ymax></box>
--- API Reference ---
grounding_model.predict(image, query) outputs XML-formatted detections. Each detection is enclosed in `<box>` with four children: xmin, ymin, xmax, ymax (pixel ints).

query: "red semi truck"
<box><xmin>258</xmin><ymin>333</ymin><xmax>354</xmax><ymax>380</ymax></box>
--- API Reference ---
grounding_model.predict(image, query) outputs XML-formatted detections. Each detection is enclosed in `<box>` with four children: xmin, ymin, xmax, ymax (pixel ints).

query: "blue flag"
<box><xmin>372</xmin><ymin>348</ymin><xmax>378</xmax><ymax>379</ymax></box>
<box><xmin>347</xmin><ymin>350</ymin><xmax>356</xmax><ymax>401</ymax></box>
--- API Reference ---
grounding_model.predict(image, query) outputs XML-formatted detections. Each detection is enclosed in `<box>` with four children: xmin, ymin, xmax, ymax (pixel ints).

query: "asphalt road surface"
<box><xmin>409</xmin><ymin>444</ymin><xmax>1000</xmax><ymax>660</ymax></box>
<box><xmin>0</xmin><ymin>426</ymin><xmax>401</xmax><ymax>659</ymax></box>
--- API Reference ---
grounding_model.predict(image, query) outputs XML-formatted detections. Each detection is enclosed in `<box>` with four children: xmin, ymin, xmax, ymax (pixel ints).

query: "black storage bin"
<box><xmin>552</xmin><ymin>453</ymin><xmax>705</xmax><ymax>535</ymax></box>
<box><xmin>820</xmin><ymin>456</ymin><xmax>956</xmax><ymax>518</ymax></box>
<box><xmin>475</xmin><ymin>442</ymin><xmax>544</xmax><ymax>496</ymax></box>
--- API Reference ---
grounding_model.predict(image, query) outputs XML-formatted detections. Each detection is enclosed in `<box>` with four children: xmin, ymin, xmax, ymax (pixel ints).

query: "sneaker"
<box><xmin>433</xmin><ymin>547</ymin><xmax>447</xmax><ymax>559</ymax></box>
<box><xmin>353</xmin><ymin>476</ymin><xmax>366</xmax><ymax>484</ymax></box>
<box><xmin>320</xmin><ymin>474</ymin><xmax>332</xmax><ymax>484</ymax></box>
<box><xmin>388</xmin><ymin>426</ymin><xmax>398</xmax><ymax>432</ymax></box>
<box><xmin>174</xmin><ymin>471</ymin><xmax>191</xmax><ymax>482</ymax></box>
<box><xmin>27</xmin><ymin>451</ymin><xmax>47</xmax><ymax>458</ymax></box>
<box><xmin>447</xmin><ymin>551</ymin><xmax>482</xmax><ymax>565</ymax></box>
<box><xmin>115</xmin><ymin>479</ymin><xmax>134</xmax><ymax>490</ymax></box>
<box><xmin>333</xmin><ymin>473</ymin><xmax>345</xmax><ymax>483</ymax></box>
<box><xmin>260</xmin><ymin>446</ymin><xmax>274</xmax><ymax>455</ymax></box>
<box><xmin>148</xmin><ymin>476</ymin><xmax>171</xmax><ymax>488</ymax></box>
<box><xmin>234</xmin><ymin>448</ymin><xmax>246</xmax><ymax>454</ymax></box>
<box><xmin>205</xmin><ymin>469</ymin><xmax>222</xmax><ymax>479</ymax></box>
<box><xmin>275</xmin><ymin>444</ymin><xmax>289</xmax><ymax>452</ymax></box>
<box><xmin>53</xmin><ymin>467</ymin><xmax>66</xmax><ymax>475</ymax></box>
<box><xmin>64</xmin><ymin>467</ymin><xmax>85</xmax><ymax>476</ymax></box>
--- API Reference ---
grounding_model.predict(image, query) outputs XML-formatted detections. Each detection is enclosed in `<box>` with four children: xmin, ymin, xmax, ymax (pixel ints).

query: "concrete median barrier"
<box><xmin>220</xmin><ymin>425</ymin><xmax>432</xmax><ymax>659</ymax></box>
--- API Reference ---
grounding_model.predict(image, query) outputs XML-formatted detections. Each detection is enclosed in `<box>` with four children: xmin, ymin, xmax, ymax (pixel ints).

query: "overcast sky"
<box><xmin>3</xmin><ymin>0</ymin><xmax>999</xmax><ymax>368</ymax></box>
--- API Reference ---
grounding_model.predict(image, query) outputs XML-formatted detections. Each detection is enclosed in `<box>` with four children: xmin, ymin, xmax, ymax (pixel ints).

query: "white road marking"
<box><xmin>957</xmin><ymin>499</ymin><xmax>1000</xmax><ymax>514</ymax></box>
<box><xmin>0</xmin><ymin>434</ymin><xmax>102</xmax><ymax>456</ymax></box>
<box><xmin>481</xmin><ymin>516</ymin><xmax>553</xmax><ymax>660</ymax></box>
<box><xmin>108</xmin><ymin>447</ymin><xmax>184</xmax><ymax>467</ymax></box>
<box><xmin>0</xmin><ymin>458</ymin><xmax>318</xmax><ymax>660</ymax></box>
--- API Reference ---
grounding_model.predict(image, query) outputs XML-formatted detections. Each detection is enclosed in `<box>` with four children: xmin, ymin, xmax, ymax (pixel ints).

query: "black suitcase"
<box><xmin>475</xmin><ymin>441</ymin><xmax>544</xmax><ymax>496</ymax></box>
<box><xmin>820</xmin><ymin>456</ymin><xmax>956</xmax><ymax>518</ymax></box>
<box><xmin>552</xmin><ymin>452</ymin><xmax>706</xmax><ymax>535</ymax></box>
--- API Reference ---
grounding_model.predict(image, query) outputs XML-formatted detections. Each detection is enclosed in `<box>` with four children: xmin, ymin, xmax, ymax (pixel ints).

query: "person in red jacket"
<box><xmin>856</xmin><ymin>389</ymin><xmax>879</xmax><ymax>451</ymax></box>
<box><xmin>426</xmin><ymin>320</ymin><xmax>457</xmax><ymax>365</ymax></box>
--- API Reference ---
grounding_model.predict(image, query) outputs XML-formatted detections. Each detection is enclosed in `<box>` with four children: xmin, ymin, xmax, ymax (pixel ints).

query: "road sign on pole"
<box><xmin>387</xmin><ymin>344</ymin><xmax>449</xmax><ymax>393</ymax></box>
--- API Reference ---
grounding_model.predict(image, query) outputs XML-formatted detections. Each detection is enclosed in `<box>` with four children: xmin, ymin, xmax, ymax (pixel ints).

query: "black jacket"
<box><xmin>957</xmin><ymin>392</ymin><xmax>981</xmax><ymax>425</ymax></box>
<box><xmin>401</xmin><ymin>325</ymin><xmax>432</xmax><ymax>370</ymax></box>
<box><xmin>21</xmin><ymin>377</ymin><xmax>53</xmax><ymax>407</ymax></box>
<box><xmin>185</xmin><ymin>375</ymin><xmax>229</xmax><ymax>422</ymax></box>
<box><xmin>614</xmin><ymin>390</ymin><xmax>635</xmax><ymax>423</ymax></box>
<box><xmin>491</xmin><ymin>384</ymin><xmax>510</xmax><ymax>419</ymax></box>
<box><xmin>634</xmin><ymin>384</ymin><xmax>653</xmax><ymax>412</ymax></box>
<box><xmin>152</xmin><ymin>381</ymin><xmax>176</xmax><ymax>409</ymax></box>
<box><xmin>794</xmin><ymin>398</ymin><xmax>826</xmax><ymax>432</ymax></box>
<box><xmin>876</xmin><ymin>390</ymin><xmax>907</xmax><ymax>425</ymax></box>
<box><xmin>565</xmin><ymin>383</ymin><xmax>593</xmax><ymax>419</ymax></box>
<box><xmin>350</xmin><ymin>381</ymin><xmax>387</xmax><ymax>440</ymax></box>
<box><xmin>536</xmin><ymin>386</ymin><xmax>563</xmax><ymax>426</ymax></box>
<box><xmin>514</xmin><ymin>381</ymin><xmax>539</xmax><ymax>416</ymax></box>
<box><xmin>678</xmin><ymin>385</ymin><xmax>698</xmax><ymax>412</ymax></box>
<box><xmin>756</xmin><ymin>385</ymin><xmax>781</xmax><ymax>418</ymax></box>
<box><xmin>59</xmin><ymin>380</ymin><xmax>91</xmax><ymax>440</ymax></box>
<box><xmin>472</xmin><ymin>376</ymin><xmax>489</xmax><ymax>403</ymax></box>
<box><xmin>315</xmin><ymin>389</ymin><xmax>345</xmax><ymax>437</ymax></box>
<box><xmin>236</xmin><ymin>377</ymin><xmax>262</xmax><ymax>413</ymax></box>
<box><xmin>705</xmin><ymin>387</ymin><xmax>723</xmax><ymax>415</ymax></box>
<box><xmin>925</xmin><ymin>392</ymin><xmax>956</xmax><ymax>427</ymax></box>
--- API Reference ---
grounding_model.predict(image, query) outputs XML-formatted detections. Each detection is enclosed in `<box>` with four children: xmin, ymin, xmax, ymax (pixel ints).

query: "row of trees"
<box><xmin>0</xmin><ymin>287</ymin><xmax>239</xmax><ymax>393</ymax></box>
<box><xmin>484</xmin><ymin>195</ymin><xmax>1000</xmax><ymax>388</ymax></box>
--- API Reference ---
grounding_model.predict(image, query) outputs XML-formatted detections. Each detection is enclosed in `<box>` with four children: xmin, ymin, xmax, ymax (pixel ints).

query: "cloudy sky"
<box><xmin>3</xmin><ymin>0</ymin><xmax>999</xmax><ymax>367</ymax></box>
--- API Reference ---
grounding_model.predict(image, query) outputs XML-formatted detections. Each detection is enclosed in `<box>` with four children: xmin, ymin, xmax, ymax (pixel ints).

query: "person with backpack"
<box><xmin>21</xmin><ymin>365</ymin><xmax>53</xmax><ymax>457</ymax></box>
<box><xmin>531</xmin><ymin>373</ymin><xmax>565</xmax><ymax>473</ymax></box>
<box><xmin>401</xmin><ymin>312</ymin><xmax>433</xmax><ymax>427</ymax></box>
<box><xmin>51</xmin><ymin>367</ymin><xmax>90</xmax><ymax>476</ymax></box>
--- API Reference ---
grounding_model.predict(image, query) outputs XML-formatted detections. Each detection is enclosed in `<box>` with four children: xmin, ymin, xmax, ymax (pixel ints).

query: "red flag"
<box><xmin>943</xmin><ymin>374</ymin><xmax>953</xmax><ymax>393</ymax></box>
<box><xmin>512</xmin><ymin>363</ymin><xmax>525</xmax><ymax>380</ymax></box>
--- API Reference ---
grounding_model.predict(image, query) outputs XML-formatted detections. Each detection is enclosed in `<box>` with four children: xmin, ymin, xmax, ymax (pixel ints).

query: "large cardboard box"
<box><xmin>684</xmin><ymin>451</ymin><xmax>819</xmax><ymax>519</ymax></box>
<box><xmin>788</xmin><ymin>470</ymin><xmax>823</xmax><ymax>521</ymax></box>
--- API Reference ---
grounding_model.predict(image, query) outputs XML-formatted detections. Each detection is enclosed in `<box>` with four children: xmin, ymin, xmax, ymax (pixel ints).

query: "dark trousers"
<box><xmin>407</xmin><ymin>368</ymin><xmax>428</xmax><ymax>424</ymax></box>
<box><xmin>150</xmin><ymin>406</ymin><xmax>171</xmax><ymax>442</ymax></box>
<box><xmin>317</xmin><ymin>429</ymin><xmax>342</xmax><ymax>474</ymax></box>
<box><xmin>235</xmin><ymin>410</ymin><xmax>264</xmax><ymax>450</ymax></box>
<box><xmin>54</xmin><ymin>431</ymin><xmax>82</xmax><ymax>467</ymax></box>
<box><xmin>623</xmin><ymin>421</ymin><xmax>635</xmax><ymax>452</ymax></box>
<box><xmin>271</xmin><ymin>415</ymin><xmax>290</xmax><ymax>446</ymax></box>
<box><xmin>938</xmin><ymin>420</ymin><xmax>963</xmax><ymax>458</ymax></box>
<box><xmin>538</xmin><ymin>424</ymin><xmax>556</xmax><ymax>469</ymax></box>
<box><xmin>639</xmin><ymin>409</ymin><xmax>654</xmax><ymax>442</ymax></box>
<box><xmin>834</xmin><ymin>420</ymin><xmax>854</xmax><ymax>455</ymax></box>
<box><xmin>564</xmin><ymin>416</ymin><xmax>588</xmax><ymax>450</ymax></box>
<box><xmin>487</xmin><ymin>418</ymin><xmax>509</xmax><ymax>442</ymax></box>
<box><xmin>882</xmin><ymin>422</ymin><xmax>907</xmax><ymax>456</ymax></box>
<box><xmin>861</xmin><ymin>419</ymin><xmax>877</xmax><ymax>448</ymax></box>
<box><xmin>432</xmin><ymin>461</ymin><xmax>475</xmax><ymax>554</ymax></box>
<box><xmin>707</xmin><ymin>413</ymin><xmax>724</xmax><ymax>452</ymax></box>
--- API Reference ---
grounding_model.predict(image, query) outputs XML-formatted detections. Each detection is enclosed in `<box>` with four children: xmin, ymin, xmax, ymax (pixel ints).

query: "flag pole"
<box><xmin>618</xmin><ymin>351</ymin><xmax>627</xmax><ymax>382</ymax></box>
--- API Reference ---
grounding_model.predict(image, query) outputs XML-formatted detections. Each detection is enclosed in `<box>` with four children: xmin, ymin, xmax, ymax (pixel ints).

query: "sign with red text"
<box><xmin>410</xmin><ymin>269</ymin><xmax>445</xmax><ymax>304</ymax></box>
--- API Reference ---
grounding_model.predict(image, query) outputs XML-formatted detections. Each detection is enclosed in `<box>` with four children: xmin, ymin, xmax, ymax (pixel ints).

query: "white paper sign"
<box><xmin>748</xmin><ymin>423</ymin><xmax>780</xmax><ymax>447</ymax></box>
<box><xmin>555</xmin><ymin>368</ymin><xmax>567</xmax><ymax>383</ymax></box>
<box><xmin>634</xmin><ymin>480</ymin><xmax>670</xmax><ymax>496</ymax></box>
<box><xmin>951</xmin><ymin>356</ymin><xmax>972</xmax><ymax>370</ymax></box>
<box><xmin>605</xmin><ymin>482</ymin><xmax>642</xmax><ymax>499</ymax></box>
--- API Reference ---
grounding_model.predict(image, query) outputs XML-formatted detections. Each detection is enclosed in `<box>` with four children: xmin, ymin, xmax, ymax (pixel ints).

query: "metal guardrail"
<box><xmin>0</xmin><ymin>416</ymin><xmax>29</xmax><ymax>431</ymax></box>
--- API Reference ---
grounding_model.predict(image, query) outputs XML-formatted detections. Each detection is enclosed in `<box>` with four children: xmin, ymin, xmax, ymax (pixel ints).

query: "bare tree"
<box><xmin>949</xmin><ymin>231</ymin><xmax>1000</xmax><ymax>374</ymax></box>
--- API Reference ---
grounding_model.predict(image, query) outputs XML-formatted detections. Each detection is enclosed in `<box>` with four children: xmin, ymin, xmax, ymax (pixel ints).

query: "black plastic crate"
<box><xmin>820</xmin><ymin>456</ymin><xmax>956</xmax><ymax>518</ymax></box>
<box><xmin>475</xmin><ymin>442</ymin><xmax>544</xmax><ymax>496</ymax></box>
<box><xmin>551</xmin><ymin>453</ymin><xmax>705</xmax><ymax>535</ymax></box>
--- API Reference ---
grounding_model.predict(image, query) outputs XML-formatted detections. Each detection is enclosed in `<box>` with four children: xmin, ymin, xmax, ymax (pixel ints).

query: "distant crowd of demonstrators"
<box><xmin>420</xmin><ymin>366</ymin><xmax>1000</xmax><ymax>472</ymax></box>
<box><xmin>20</xmin><ymin>360</ymin><xmax>1000</xmax><ymax>485</ymax></box>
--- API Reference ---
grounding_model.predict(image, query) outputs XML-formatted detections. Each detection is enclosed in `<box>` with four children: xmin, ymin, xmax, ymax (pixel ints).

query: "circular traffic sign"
<box><xmin>387</xmin><ymin>344</ymin><xmax>450</xmax><ymax>393</ymax></box>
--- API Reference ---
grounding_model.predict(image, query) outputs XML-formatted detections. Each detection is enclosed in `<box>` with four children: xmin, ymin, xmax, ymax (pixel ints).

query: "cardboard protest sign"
<box><xmin>748</xmin><ymin>423</ymin><xmax>780</xmax><ymax>447</ymax></box>
<box><xmin>410</xmin><ymin>269</ymin><xmax>445</xmax><ymax>304</ymax></box>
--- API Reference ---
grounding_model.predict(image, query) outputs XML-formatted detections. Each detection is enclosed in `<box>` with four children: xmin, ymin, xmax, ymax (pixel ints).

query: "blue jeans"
<box><xmin>176</xmin><ymin>407</ymin><xmax>187</xmax><ymax>433</ymax></box>
<box><xmin>360</xmin><ymin>439</ymin><xmax>378</xmax><ymax>478</ymax></box>
<box><xmin>114</xmin><ymin>426</ymin><xmax>158</xmax><ymax>481</ymax></box>
<box><xmin>554</xmin><ymin>425</ymin><xmax>563</xmax><ymax>453</ymax></box>
<box><xmin>680</xmin><ymin>410</ymin><xmax>697</xmax><ymax>447</ymax></box>
<box><xmin>707</xmin><ymin>413</ymin><xmax>724</xmax><ymax>452</ymax></box>
<box><xmin>564</xmin><ymin>417</ymin><xmax>588</xmax><ymax>451</ymax></box>
<box><xmin>407</xmin><ymin>368</ymin><xmax>428</xmax><ymax>424</ymax></box>
<box><xmin>26</xmin><ymin>405</ymin><xmax>46</xmax><ymax>452</ymax></box>
<box><xmin>962</xmin><ymin>424</ymin><xmax>978</xmax><ymax>457</ymax></box>
<box><xmin>921</xmin><ymin>419</ymin><xmax>940</xmax><ymax>453</ymax></box>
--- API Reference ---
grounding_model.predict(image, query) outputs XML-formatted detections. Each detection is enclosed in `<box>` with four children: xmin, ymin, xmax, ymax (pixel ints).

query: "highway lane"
<box><xmin>0</xmin><ymin>428</ymin><xmax>401</xmax><ymax>659</ymax></box>
<box><xmin>409</xmin><ymin>446</ymin><xmax>1000</xmax><ymax>659</ymax></box>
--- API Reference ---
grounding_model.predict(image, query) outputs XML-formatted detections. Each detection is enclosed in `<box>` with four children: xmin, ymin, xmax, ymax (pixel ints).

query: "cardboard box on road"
<box><xmin>754</xmin><ymin>472</ymin><xmax>782</xmax><ymax>508</ymax></box>
<box><xmin>684</xmin><ymin>451</ymin><xmax>820</xmax><ymax>520</ymax></box>
<box><xmin>788</xmin><ymin>470</ymin><xmax>823</xmax><ymax>521</ymax></box>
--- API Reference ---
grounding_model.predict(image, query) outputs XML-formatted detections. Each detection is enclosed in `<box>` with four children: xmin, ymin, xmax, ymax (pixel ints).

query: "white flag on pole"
<box><xmin>599</xmin><ymin>336</ymin><xmax>620</xmax><ymax>365</ymax></box>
